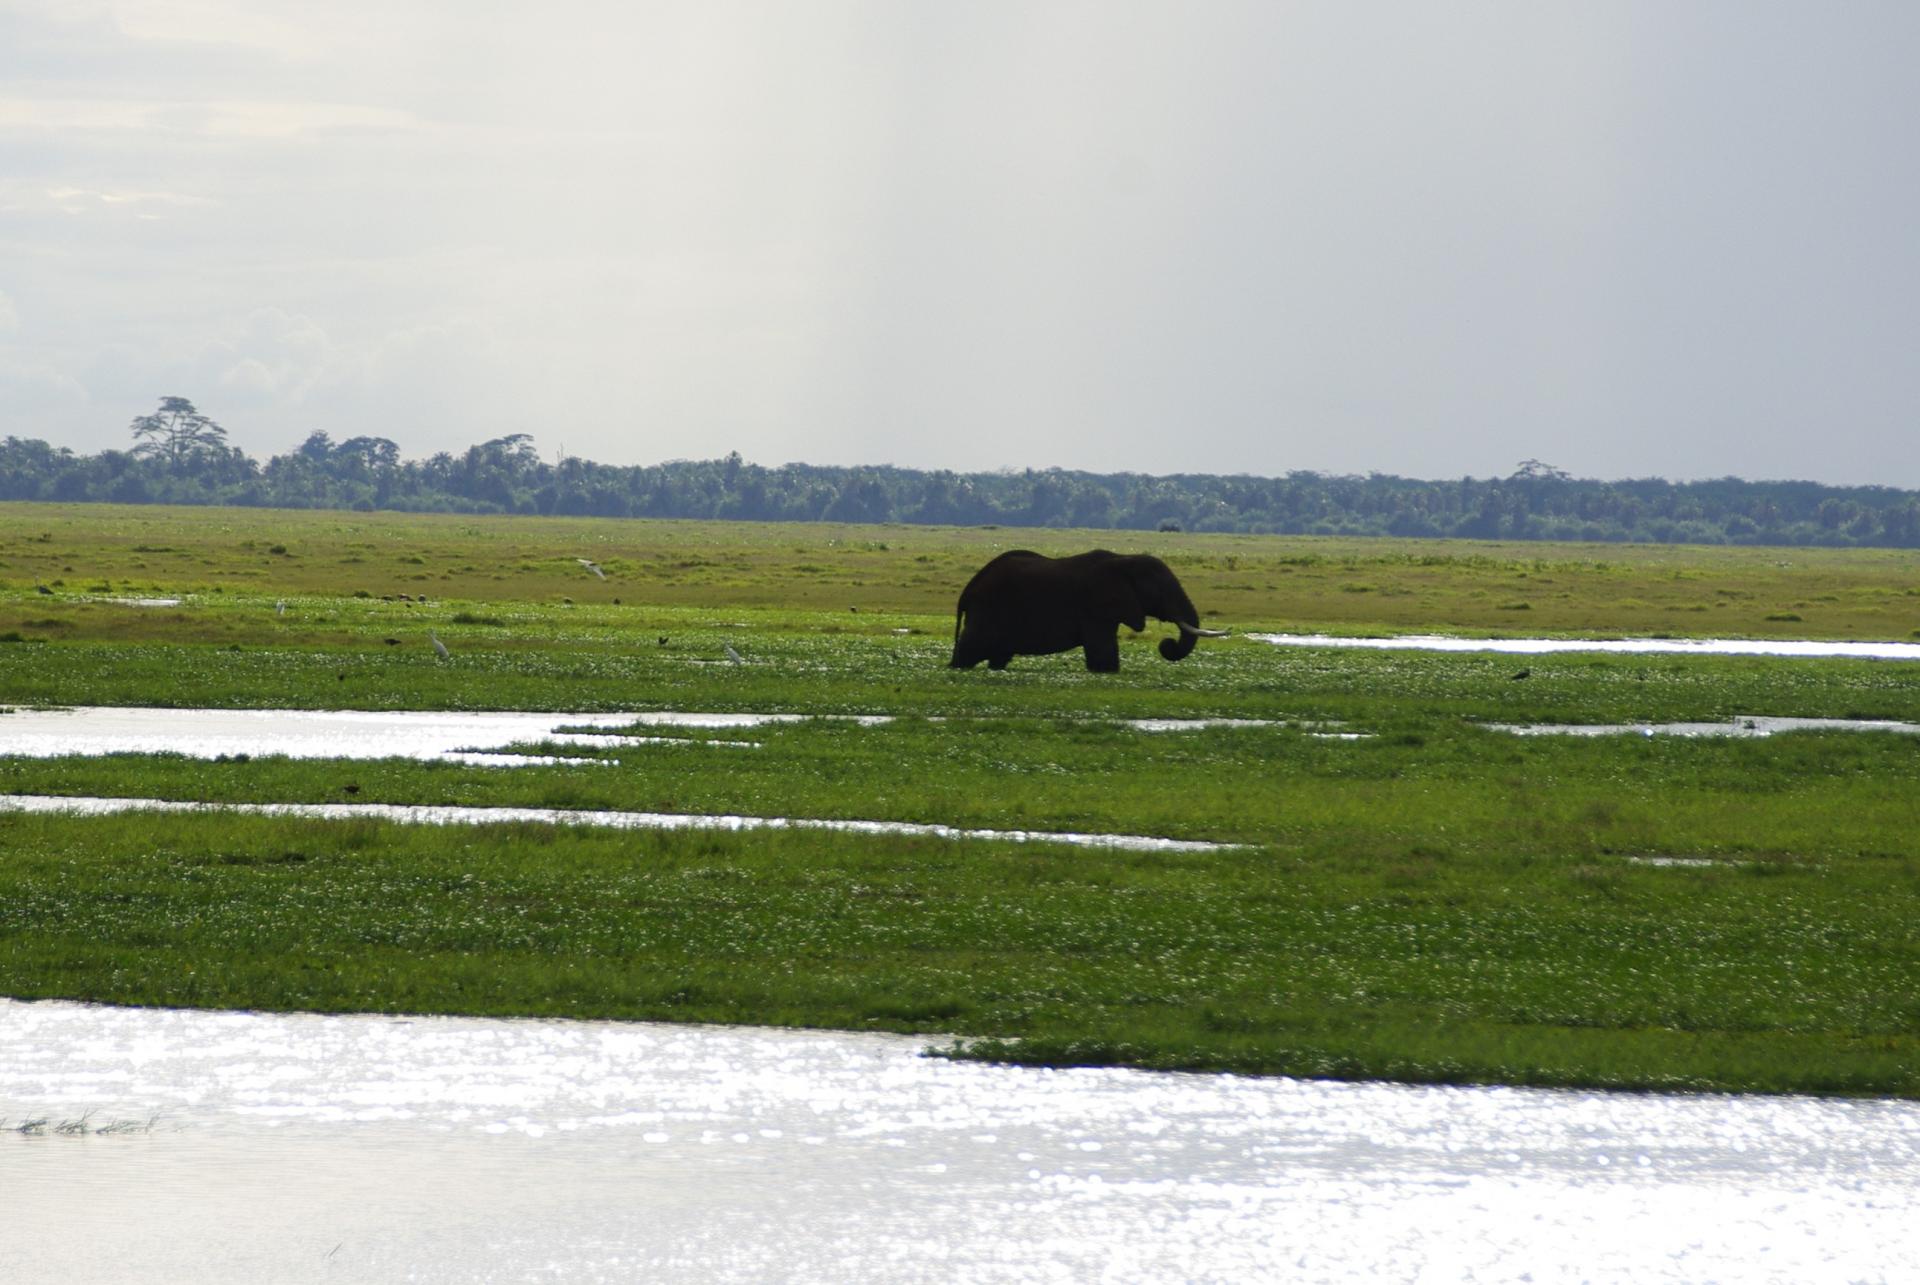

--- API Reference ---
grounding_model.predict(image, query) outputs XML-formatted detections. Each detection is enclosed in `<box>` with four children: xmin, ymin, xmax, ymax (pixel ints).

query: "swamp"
<box><xmin>1</xmin><ymin>502</ymin><xmax>1918</xmax><ymax>1096</ymax></box>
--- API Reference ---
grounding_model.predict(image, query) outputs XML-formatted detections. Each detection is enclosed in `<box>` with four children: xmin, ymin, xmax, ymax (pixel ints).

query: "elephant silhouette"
<box><xmin>949</xmin><ymin>550</ymin><xmax>1226</xmax><ymax>672</ymax></box>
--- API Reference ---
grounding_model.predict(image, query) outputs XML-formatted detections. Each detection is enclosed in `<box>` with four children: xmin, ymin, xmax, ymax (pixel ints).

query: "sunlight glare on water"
<box><xmin>0</xmin><ymin>706</ymin><xmax>866</xmax><ymax>763</ymax></box>
<box><xmin>3</xmin><ymin>1000</ymin><xmax>1916</xmax><ymax>1284</ymax></box>
<box><xmin>1248</xmin><ymin>633</ymin><xmax>1920</xmax><ymax>660</ymax></box>
<box><xmin>1489</xmin><ymin>715</ymin><xmax>1920</xmax><ymax>738</ymax></box>
<box><xmin>0</xmin><ymin>794</ymin><xmax>1235</xmax><ymax>854</ymax></box>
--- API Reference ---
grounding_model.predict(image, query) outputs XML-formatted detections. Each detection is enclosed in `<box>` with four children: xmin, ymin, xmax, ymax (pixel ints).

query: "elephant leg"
<box><xmin>988</xmin><ymin>652</ymin><xmax>1014</xmax><ymax>670</ymax></box>
<box><xmin>1081</xmin><ymin>630</ymin><xmax>1121</xmax><ymax>672</ymax></box>
<box><xmin>949</xmin><ymin>629</ymin><xmax>987</xmax><ymax>668</ymax></box>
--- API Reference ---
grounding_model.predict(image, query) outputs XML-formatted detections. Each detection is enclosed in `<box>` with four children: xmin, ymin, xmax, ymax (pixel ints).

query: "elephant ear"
<box><xmin>1120</xmin><ymin>555</ymin><xmax>1198</xmax><ymax>626</ymax></box>
<box><xmin>1086</xmin><ymin>572</ymin><xmax>1148</xmax><ymax>633</ymax></box>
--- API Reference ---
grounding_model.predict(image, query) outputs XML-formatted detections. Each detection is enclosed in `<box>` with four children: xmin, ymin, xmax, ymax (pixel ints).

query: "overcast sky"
<box><xmin>3</xmin><ymin>2</ymin><xmax>1917</xmax><ymax>486</ymax></box>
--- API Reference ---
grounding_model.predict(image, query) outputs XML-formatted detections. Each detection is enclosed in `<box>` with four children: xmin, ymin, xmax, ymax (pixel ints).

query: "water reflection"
<box><xmin>1490</xmin><ymin>715</ymin><xmax>1920</xmax><ymax>738</ymax></box>
<box><xmin>5</xmin><ymin>1000</ymin><xmax>1916</xmax><ymax>1284</ymax></box>
<box><xmin>0</xmin><ymin>793</ymin><xmax>1237</xmax><ymax>854</ymax></box>
<box><xmin>0</xmin><ymin>707</ymin><xmax>1235</xmax><ymax>851</ymax></box>
<box><xmin>1249</xmin><ymin>632</ymin><xmax>1920</xmax><ymax>660</ymax></box>
<box><xmin>0</xmin><ymin>706</ymin><xmax>847</xmax><ymax>763</ymax></box>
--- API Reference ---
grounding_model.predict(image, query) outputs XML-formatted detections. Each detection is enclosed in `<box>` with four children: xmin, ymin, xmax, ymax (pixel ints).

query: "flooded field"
<box><xmin>0</xmin><ymin>706</ymin><xmax>879</xmax><ymax>763</ymax></box>
<box><xmin>1249</xmin><ymin>633</ymin><xmax>1920</xmax><ymax>660</ymax></box>
<box><xmin>1490</xmin><ymin>715</ymin><xmax>1920</xmax><ymax>738</ymax></box>
<box><xmin>6</xmin><ymin>618</ymin><xmax>1917</xmax><ymax>1279</ymax></box>
<box><xmin>7</xmin><ymin>999</ymin><xmax>1918</xmax><ymax>1284</ymax></box>
<box><xmin>0</xmin><ymin>793</ymin><xmax>1236</xmax><ymax>854</ymax></box>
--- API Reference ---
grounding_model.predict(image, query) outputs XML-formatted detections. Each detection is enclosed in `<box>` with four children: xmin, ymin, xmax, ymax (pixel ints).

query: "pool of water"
<box><xmin>4</xmin><ymin>1000</ymin><xmax>1915</xmax><ymax>1284</ymax></box>
<box><xmin>1248</xmin><ymin>633</ymin><xmax>1920</xmax><ymax>660</ymax></box>
<box><xmin>0</xmin><ymin>793</ymin><xmax>1236</xmax><ymax>854</ymax></box>
<box><xmin>0</xmin><ymin>707</ymin><xmax>1248</xmax><ymax>850</ymax></box>
<box><xmin>1489</xmin><ymin>715</ymin><xmax>1920</xmax><ymax>739</ymax></box>
<box><xmin>0</xmin><ymin>707</ymin><xmax>877</xmax><ymax>763</ymax></box>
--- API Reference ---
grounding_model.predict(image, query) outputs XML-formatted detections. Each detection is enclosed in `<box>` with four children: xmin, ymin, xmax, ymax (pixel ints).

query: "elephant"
<box><xmin>949</xmin><ymin>550</ymin><xmax>1226</xmax><ymax>672</ymax></box>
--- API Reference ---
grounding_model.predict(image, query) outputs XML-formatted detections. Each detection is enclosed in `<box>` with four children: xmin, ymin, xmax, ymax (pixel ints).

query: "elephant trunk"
<box><xmin>1158</xmin><ymin>629</ymin><xmax>1199</xmax><ymax>662</ymax></box>
<box><xmin>1158</xmin><ymin>619</ymin><xmax>1228</xmax><ymax>663</ymax></box>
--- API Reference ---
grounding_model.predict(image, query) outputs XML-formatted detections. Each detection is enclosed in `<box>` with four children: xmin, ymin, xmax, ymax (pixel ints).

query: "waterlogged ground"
<box><xmin>1249</xmin><ymin>633</ymin><xmax>1920</xmax><ymax>660</ymax></box>
<box><xmin>3</xmin><ymin>630</ymin><xmax>1919</xmax><ymax>1092</ymax></box>
<box><xmin>0</xmin><ymin>793</ymin><xmax>1235</xmax><ymax>854</ymax></box>
<box><xmin>1490</xmin><ymin>715</ymin><xmax>1920</xmax><ymax>738</ymax></box>
<box><xmin>5</xmin><ymin>520</ymin><xmax>1920</xmax><ymax>1076</ymax></box>
<box><xmin>6</xmin><ymin>999</ymin><xmax>1918</xmax><ymax>1285</ymax></box>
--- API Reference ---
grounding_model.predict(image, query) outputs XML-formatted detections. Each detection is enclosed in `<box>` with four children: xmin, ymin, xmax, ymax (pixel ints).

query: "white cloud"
<box><xmin>107</xmin><ymin>1</ymin><xmax>341</xmax><ymax>58</ymax></box>
<box><xmin>0</xmin><ymin>97</ymin><xmax>425</xmax><ymax>139</ymax></box>
<box><xmin>0</xmin><ymin>354</ymin><xmax>91</xmax><ymax>419</ymax></box>
<box><xmin>3</xmin><ymin>2</ymin><xmax>1917</xmax><ymax>485</ymax></box>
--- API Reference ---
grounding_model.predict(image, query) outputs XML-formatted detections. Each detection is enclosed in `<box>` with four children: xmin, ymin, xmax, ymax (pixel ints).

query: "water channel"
<box><xmin>1248</xmin><ymin>633</ymin><xmax>1920</xmax><ymax>661</ymax></box>
<box><xmin>5</xmin><ymin>999</ymin><xmax>1917</xmax><ymax>1284</ymax></box>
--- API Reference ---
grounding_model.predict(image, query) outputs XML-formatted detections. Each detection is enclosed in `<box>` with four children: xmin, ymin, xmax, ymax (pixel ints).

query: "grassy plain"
<box><xmin>2</xmin><ymin>502</ymin><xmax>1918</xmax><ymax>1095</ymax></box>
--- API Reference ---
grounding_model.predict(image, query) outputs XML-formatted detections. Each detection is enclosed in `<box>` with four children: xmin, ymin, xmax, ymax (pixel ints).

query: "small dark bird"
<box><xmin>849</xmin><ymin>605</ymin><xmax>859</xmax><ymax>613</ymax></box>
<box><xmin>384</xmin><ymin>637</ymin><xmax>401</xmax><ymax>646</ymax></box>
<box><xmin>35</xmin><ymin>585</ymin><xmax>53</xmax><ymax>595</ymax></box>
<box><xmin>658</xmin><ymin>636</ymin><xmax>668</xmax><ymax>646</ymax></box>
<box><xmin>1511</xmin><ymin>668</ymin><xmax>1531</xmax><ymax>680</ymax></box>
<box><xmin>344</xmin><ymin>783</ymin><xmax>360</xmax><ymax>795</ymax></box>
<box><xmin>337</xmin><ymin>672</ymin><xmax>346</xmax><ymax>681</ymax></box>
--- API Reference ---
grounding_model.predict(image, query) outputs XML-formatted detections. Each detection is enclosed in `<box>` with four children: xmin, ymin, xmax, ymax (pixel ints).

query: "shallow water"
<box><xmin>0</xmin><ymin>706</ymin><xmax>852</xmax><ymax>763</ymax></box>
<box><xmin>4</xmin><ymin>1000</ymin><xmax>1915</xmax><ymax>1285</ymax></box>
<box><xmin>1490</xmin><ymin>715</ymin><xmax>1920</xmax><ymax>739</ymax></box>
<box><xmin>0</xmin><ymin>707</ymin><xmax>1237</xmax><ymax>850</ymax></box>
<box><xmin>1248</xmin><ymin>632</ymin><xmax>1920</xmax><ymax>660</ymax></box>
<box><xmin>0</xmin><ymin>793</ymin><xmax>1235</xmax><ymax>854</ymax></box>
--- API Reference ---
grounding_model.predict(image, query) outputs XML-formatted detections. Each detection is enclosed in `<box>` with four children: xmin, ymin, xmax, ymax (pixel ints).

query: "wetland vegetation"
<box><xmin>1</xmin><ymin>502</ymin><xmax>1917</xmax><ymax>1095</ymax></box>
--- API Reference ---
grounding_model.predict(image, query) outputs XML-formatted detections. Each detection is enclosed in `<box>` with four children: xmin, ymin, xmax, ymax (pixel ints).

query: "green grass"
<box><xmin>7</xmin><ymin>500</ymin><xmax>1920</xmax><ymax>637</ymax></box>
<box><xmin>1</xmin><ymin>810</ymin><xmax>1912</xmax><ymax>1096</ymax></box>
<box><xmin>1</xmin><ymin>501</ymin><xmax>1918</xmax><ymax>1096</ymax></box>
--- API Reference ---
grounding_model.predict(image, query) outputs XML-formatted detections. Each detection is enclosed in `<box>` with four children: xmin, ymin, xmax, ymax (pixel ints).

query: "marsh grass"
<box><xmin>6</xmin><ymin>1112</ymin><xmax>157</xmax><ymax>1136</ymax></box>
<box><xmin>5</xmin><ymin>720</ymin><xmax>1920</xmax><ymax>853</ymax></box>
<box><xmin>0</xmin><ymin>810</ymin><xmax>1912</xmax><ymax>1095</ymax></box>
<box><xmin>2</xmin><ymin>502</ymin><xmax>1918</xmax><ymax>1094</ymax></box>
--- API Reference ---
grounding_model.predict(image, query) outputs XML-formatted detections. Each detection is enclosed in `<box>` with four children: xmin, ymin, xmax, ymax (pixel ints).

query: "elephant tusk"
<box><xmin>1177</xmin><ymin>622</ymin><xmax>1230</xmax><ymax>638</ymax></box>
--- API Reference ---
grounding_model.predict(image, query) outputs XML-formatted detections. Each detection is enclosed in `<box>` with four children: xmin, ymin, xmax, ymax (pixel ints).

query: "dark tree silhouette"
<box><xmin>0</xmin><ymin>404</ymin><xmax>1910</xmax><ymax>547</ymax></box>
<box><xmin>130</xmin><ymin>397</ymin><xmax>229</xmax><ymax>466</ymax></box>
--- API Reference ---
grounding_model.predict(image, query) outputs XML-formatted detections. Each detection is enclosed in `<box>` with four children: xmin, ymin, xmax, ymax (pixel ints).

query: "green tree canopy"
<box><xmin>129</xmin><ymin>397</ymin><xmax>229</xmax><ymax>467</ymax></box>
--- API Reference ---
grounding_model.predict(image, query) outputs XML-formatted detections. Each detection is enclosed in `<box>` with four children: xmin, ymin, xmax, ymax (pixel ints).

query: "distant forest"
<box><xmin>6</xmin><ymin>398</ymin><xmax>1920</xmax><ymax>548</ymax></box>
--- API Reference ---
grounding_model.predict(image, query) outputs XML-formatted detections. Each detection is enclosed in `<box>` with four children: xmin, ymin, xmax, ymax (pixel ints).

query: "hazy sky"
<box><xmin>3</xmin><ymin>2</ymin><xmax>1917</xmax><ymax>485</ymax></box>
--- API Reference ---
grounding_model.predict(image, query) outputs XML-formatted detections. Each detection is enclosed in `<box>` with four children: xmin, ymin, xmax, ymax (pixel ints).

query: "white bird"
<box><xmin>575</xmin><ymin>558</ymin><xmax>606</xmax><ymax>579</ymax></box>
<box><xmin>275</xmin><ymin>599</ymin><xmax>286</xmax><ymax>616</ymax></box>
<box><xmin>723</xmin><ymin>642</ymin><xmax>743</xmax><ymax>664</ymax></box>
<box><xmin>429</xmin><ymin>629</ymin><xmax>450</xmax><ymax>660</ymax></box>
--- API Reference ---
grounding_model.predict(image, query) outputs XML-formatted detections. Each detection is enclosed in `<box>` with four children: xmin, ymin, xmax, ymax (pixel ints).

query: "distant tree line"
<box><xmin>5</xmin><ymin>400</ymin><xmax>1920</xmax><ymax>548</ymax></box>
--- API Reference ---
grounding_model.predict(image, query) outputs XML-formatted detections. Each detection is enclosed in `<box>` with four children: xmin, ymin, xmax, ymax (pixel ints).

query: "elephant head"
<box><xmin>950</xmin><ymin>549</ymin><xmax>1227</xmax><ymax>672</ymax></box>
